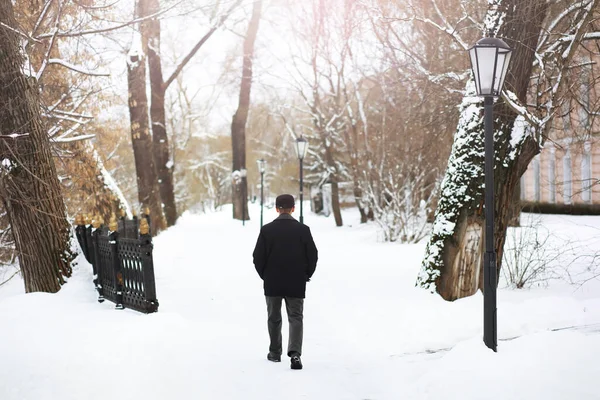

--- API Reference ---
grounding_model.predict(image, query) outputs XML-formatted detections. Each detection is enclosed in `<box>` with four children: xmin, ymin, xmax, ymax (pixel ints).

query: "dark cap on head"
<box><xmin>276</xmin><ymin>194</ymin><xmax>295</xmax><ymax>209</ymax></box>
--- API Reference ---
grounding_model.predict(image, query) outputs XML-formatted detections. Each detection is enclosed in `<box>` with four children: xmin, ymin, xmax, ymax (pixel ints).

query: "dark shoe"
<box><xmin>290</xmin><ymin>355</ymin><xmax>303</xmax><ymax>370</ymax></box>
<box><xmin>267</xmin><ymin>352</ymin><xmax>281</xmax><ymax>362</ymax></box>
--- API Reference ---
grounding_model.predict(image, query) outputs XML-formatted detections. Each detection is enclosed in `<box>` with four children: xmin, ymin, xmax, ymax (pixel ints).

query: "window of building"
<box><xmin>533</xmin><ymin>154</ymin><xmax>541</xmax><ymax>202</ymax></box>
<box><xmin>548</xmin><ymin>147</ymin><xmax>556</xmax><ymax>203</ymax></box>
<box><xmin>582</xmin><ymin>141</ymin><xmax>592</xmax><ymax>203</ymax></box>
<box><xmin>563</xmin><ymin>147</ymin><xmax>572</xmax><ymax>205</ymax></box>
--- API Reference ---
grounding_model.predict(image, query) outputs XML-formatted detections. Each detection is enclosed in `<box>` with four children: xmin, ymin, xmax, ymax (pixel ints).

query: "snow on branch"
<box><xmin>0</xmin><ymin>22</ymin><xmax>41</xmax><ymax>44</ymax></box>
<box><xmin>0</xmin><ymin>133</ymin><xmax>30</xmax><ymax>139</ymax></box>
<box><xmin>502</xmin><ymin>90</ymin><xmax>542</xmax><ymax>129</ymax></box>
<box><xmin>47</xmin><ymin>59</ymin><xmax>109</xmax><ymax>77</ymax></box>
<box><xmin>547</xmin><ymin>0</ymin><xmax>598</xmax><ymax>106</ymax></box>
<box><xmin>542</xmin><ymin>32</ymin><xmax>600</xmax><ymax>59</ymax></box>
<box><xmin>35</xmin><ymin>1</ymin><xmax>182</xmax><ymax>39</ymax></box>
<box><xmin>540</xmin><ymin>0</ymin><xmax>597</xmax><ymax>59</ymax></box>
<box><xmin>411</xmin><ymin>15</ymin><xmax>469</xmax><ymax>50</ymax></box>
<box><xmin>188</xmin><ymin>159</ymin><xmax>230</xmax><ymax>172</ymax></box>
<box><xmin>52</xmin><ymin>134</ymin><xmax>96</xmax><ymax>143</ymax></box>
<box><xmin>538</xmin><ymin>1</ymin><xmax>590</xmax><ymax>51</ymax></box>
<box><xmin>42</xmin><ymin>112</ymin><xmax>91</xmax><ymax>125</ymax></box>
<box><xmin>52</xmin><ymin>109</ymin><xmax>94</xmax><ymax>120</ymax></box>
<box><xmin>36</xmin><ymin>27</ymin><xmax>60</xmax><ymax>80</ymax></box>
<box><xmin>32</xmin><ymin>0</ymin><xmax>54</xmax><ymax>37</ymax></box>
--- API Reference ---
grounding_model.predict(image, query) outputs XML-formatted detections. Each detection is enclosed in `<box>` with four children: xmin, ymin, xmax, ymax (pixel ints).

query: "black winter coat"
<box><xmin>252</xmin><ymin>213</ymin><xmax>318</xmax><ymax>298</ymax></box>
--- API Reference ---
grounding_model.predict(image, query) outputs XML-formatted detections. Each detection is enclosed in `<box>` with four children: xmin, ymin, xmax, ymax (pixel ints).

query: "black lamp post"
<box><xmin>295</xmin><ymin>137</ymin><xmax>308</xmax><ymax>224</ymax></box>
<box><xmin>257</xmin><ymin>158</ymin><xmax>266</xmax><ymax>228</ymax></box>
<box><xmin>469</xmin><ymin>36</ymin><xmax>513</xmax><ymax>352</ymax></box>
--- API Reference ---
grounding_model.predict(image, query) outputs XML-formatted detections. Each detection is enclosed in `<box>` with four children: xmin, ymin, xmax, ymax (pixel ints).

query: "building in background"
<box><xmin>521</xmin><ymin>55</ymin><xmax>599</xmax><ymax>212</ymax></box>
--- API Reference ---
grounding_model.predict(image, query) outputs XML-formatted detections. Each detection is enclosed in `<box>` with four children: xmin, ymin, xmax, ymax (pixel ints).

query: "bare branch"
<box><xmin>0</xmin><ymin>269</ymin><xmax>20</xmax><ymax>287</ymax></box>
<box><xmin>502</xmin><ymin>90</ymin><xmax>542</xmax><ymax>128</ymax></box>
<box><xmin>35</xmin><ymin>1</ymin><xmax>182</xmax><ymax>39</ymax></box>
<box><xmin>32</xmin><ymin>0</ymin><xmax>55</xmax><ymax>37</ymax></box>
<box><xmin>163</xmin><ymin>0</ymin><xmax>243</xmax><ymax>89</ymax></box>
<box><xmin>538</xmin><ymin>1</ymin><xmax>591</xmax><ymax>52</ymax></box>
<box><xmin>52</xmin><ymin>134</ymin><xmax>96</xmax><ymax>143</ymax></box>
<box><xmin>0</xmin><ymin>22</ymin><xmax>42</xmax><ymax>44</ymax></box>
<box><xmin>36</xmin><ymin>6</ymin><xmax>61</xmax><ymax>81</ymax></box>
<box><xmin>47</xmin><ymin>58</ymin><xmax>110</xmax><ymax>76</ymax></box>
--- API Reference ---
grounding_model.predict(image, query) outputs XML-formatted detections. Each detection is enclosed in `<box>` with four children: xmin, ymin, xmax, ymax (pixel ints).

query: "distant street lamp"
<box><xmin>257</xmin><ymin>159</ymin><xmax>266</xmax><ymax>228</ymax></box>
<box><xmin>295</xmin><ymin>137</ymin><xmax>309</xmax><ymax>224</ymax></box>
<box><xmin>469</xmin><ymin>36</ymin><xmax>513</xmax><ymax>352</ymax></box>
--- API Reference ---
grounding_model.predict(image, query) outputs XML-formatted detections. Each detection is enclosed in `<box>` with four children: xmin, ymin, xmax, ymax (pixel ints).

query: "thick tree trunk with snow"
<box><xmin>71</xmin><ymin>143</ymin><xmax>132</xmax><ymax>220</ymax></box>
<box><xmin>417</xmin><ymin>0</ymin><xmax>548</xmax><ymax>300</ymax></box>
<box><xmin>139</xmin><ymin>0</ymin><xmax>178</xmax><ymax>227</ymax></box>
<box><xmin>231</xmin><ymin>1</ymin><xmax>261</xmax><ymax>221</ymax></box>
<box><xmin>126</xmin><ymin>42</ymin><xmax>166</xmax><ymax>234</ymax></box>
<box><xmin>0</xmin><ymin>1</ymin><xmax>73</xmax><ymax>293</ymax></box>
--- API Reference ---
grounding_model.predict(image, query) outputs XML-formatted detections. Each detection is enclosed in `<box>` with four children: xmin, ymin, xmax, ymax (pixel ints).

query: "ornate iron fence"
<box><xmin>75</xmin><ymin>213</ymin><xmax>158</xmax><ymax>313</ymax></box>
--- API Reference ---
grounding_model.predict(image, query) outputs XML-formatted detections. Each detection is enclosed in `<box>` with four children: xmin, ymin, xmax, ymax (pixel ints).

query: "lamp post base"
<box><xmin>483</xmin><ymin>251</ymin><xmax>497</xmax><ymax>352</ymax></box>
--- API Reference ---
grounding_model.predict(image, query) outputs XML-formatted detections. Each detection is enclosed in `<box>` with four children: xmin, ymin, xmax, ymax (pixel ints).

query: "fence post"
<box><xmin>85</xmin><ymin>223</ymin><xmax>94</xmax><ymax>273</ymax></box>
<box><xmin>91</xmin><ymin>216</ymin><xmax>105</xmax><ymax>302</ymax></box>
<box><xmin>143</xmin><ymin>207</ymin><xmax>151</xmax><ymax>236</ymax></box>
<box><xmin>109</xmin><ymin>214</ymin><xmax>124</xmax><ymax>310</ymax></box>
<box><xmin>139</xmin><ymin>217</ymin><xmax>158</xmax><ymax>312</ymax></box>
<box><xmin>74</xmin><ymin>215</ymin><xmax>90</xmax><ymax>262</ymax></box>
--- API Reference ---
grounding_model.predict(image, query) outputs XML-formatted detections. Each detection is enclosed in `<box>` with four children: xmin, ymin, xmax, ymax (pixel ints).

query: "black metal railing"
<box><xmin>75</xmin><ymin>214</ymin><xmax>158</xmax><ymax>313</ymax></box>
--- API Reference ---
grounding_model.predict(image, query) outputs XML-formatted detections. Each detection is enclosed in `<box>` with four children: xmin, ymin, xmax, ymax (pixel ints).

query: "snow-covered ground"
<box><xmin>1</xmin><ymin>205</ymin><xmax>600</xmax><ymax>400</ymax></box>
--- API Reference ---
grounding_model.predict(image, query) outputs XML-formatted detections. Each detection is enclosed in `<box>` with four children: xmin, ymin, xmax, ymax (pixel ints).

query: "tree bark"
<box><xmin>137</xmin><ymin>0</ymin><xmax>241</xmax><ymax>227</ymax></box>
<box><xmin>507</xmin><ymin>180</ymin><xmax>521</xmax><ymax>227</ymax></box>
<box><xmin>0</xmin><ymin>2</ymin><xmax>74</xmax><ymax>293</ymax></box>
<box><xmin>126</xmin><ymin>29</ymin><xmax>166</xmax><ymax>234</ymax></box>
<box><xmin>139</xmin><ymin>0</ymin><xmax>178</xmax><ymax>227</ymax></box>
<box><xmin>69</xmin><ymin>142</ymin><xmax>132</xmax><ymax>221</ymax></box>
<box><xmin>231</xmin><ymin>0</ymin><xmax>262</xmax><ymax>221</ymax></box>
<box><xmin>323</xmin><ymin>142</ymin><xmax>343</xmax><ymax>227</ymax></box>
<box><xmin>417</xmin><ymin>0</ymin><xmax>549</xmax><ymax>300</ymax></box>
<box><xmin>344</xmin><ymin>121</ymin><xmax>369</xmax><ymax>223</ymax></box>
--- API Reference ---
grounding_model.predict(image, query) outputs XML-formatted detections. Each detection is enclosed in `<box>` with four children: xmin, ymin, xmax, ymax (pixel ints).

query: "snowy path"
<box><xmin>1</xmin><ymin>206</ymin><xmax>600</xmax><ymax>399</ymax></box>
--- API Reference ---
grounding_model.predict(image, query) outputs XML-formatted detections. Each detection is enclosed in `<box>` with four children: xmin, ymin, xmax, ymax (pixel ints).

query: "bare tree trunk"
<box><xmin>323</xmin><ymin>143</ymin><xmax>343</xmax><ymax>227</ymax></box>
<box><xmin>127</xmin><ymin>30</ymin><xmax>166</xmax><ymax>234</ymax></box>
<box><xmin>354</xmin><ymin>183</ymin><xmax>368</xmax><ymax>223</ymax></box>
<box><xmin>0</xmin><ymin>2</ymin><xmax>73</xmax><ymax>293</ymax></box>
<box><xmin>330</xmin><ymin>181</ymin><xmax>343</xmax><ymax>226</ymax></box>
<box><xmin>507</xmin><ymin>180</ymin><xmax>521</xmax><ymax>227</ymax></box>
<box><xmin>344</xmin><ymin>121</ymin><xmax>368</xmax><ymax>223</ymax></box>
<box><xmin>417</xmin><ymin>0</ymin><xmax>549</xmax><ymax>300</ymax></box>
<box><xmin>139</xmin><ymin>0</ymin><xmax>178</xmax><ymax>227</ymax></box>
<box><xmin>136</xmin><ymin>0</ymin><xmax>241</xmax><ymax>227</ymax></box>
<box><xmin>231</xmin><ymin>0</ymin><xmax>262</xmax><ymax>221</ymax></box>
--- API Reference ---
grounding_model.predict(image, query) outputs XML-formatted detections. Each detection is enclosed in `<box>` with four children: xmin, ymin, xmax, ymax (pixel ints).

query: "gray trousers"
<box><xmin>266</xmin><ymin>296</ymin><xmax>304</xmax><ymax>357</ymax></box>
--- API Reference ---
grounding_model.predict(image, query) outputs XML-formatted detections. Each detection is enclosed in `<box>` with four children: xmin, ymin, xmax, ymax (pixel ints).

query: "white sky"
<box><xmin>91</xmin><ymin>0</ymin><xmax>385</xmax><ymax>134</ymax></box>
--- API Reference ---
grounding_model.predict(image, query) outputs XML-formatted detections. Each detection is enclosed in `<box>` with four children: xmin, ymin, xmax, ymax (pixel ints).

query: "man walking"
<box><xmin>252</xmin><ymin>194</ymin><xmax>318</xmax><ymax>370</ymax></box>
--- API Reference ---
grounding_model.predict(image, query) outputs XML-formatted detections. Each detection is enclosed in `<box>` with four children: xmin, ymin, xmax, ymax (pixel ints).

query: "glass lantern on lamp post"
<box><xmin>468</xmin><ymin>35</ymin><xmax>513</xmax><ymax>352</ymax></box>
